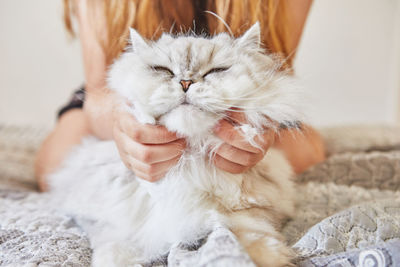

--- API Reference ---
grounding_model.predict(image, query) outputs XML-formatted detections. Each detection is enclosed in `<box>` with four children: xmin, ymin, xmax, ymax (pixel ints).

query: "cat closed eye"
<box><xmin>151</xmin><ymin>66</ymin><xmax>175</xmax><ymax>76</ymax></box>
<box><xmin>203</xmin><ymin>67</ymin><xmax>230</xmax><ymax>78</ymax></box>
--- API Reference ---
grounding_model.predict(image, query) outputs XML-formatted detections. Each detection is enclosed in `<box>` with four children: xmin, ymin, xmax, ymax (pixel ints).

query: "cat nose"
<box><xmin>180</xmin><ymin>80</ymin><xmax>193</xmax><ymax>92</ymax></box>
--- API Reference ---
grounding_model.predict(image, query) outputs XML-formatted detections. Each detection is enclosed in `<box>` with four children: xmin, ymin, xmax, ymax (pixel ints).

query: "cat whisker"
<box><xmin>204</xmin><ymin>11</ymin><xmax>234</xmax><ymax>36</ymax></box>
<box><xmin>169</xmin><ymin>21</ymin><xmax>176</xmax><ymax>34</ymax></box>
<box><xmin>215</xmin><ymin>75</ymin><xmax>293</xmax><ymax>102</ymax></box>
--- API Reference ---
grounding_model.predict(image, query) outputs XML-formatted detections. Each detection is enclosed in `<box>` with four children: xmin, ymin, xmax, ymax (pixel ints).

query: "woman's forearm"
<box><xmin>274</xmin><ymin>125</ymin><xmax>325</xmax><ymax>174</ymax></box>
<box><xmin>35</xmin><ymin>109</ymin><xmax>91</xmax><ymax>191</ymax></box>
<box><xmin>34</xmin><ymin>90</ymin><xmax>116</xmax><ymax>191</ymax></box>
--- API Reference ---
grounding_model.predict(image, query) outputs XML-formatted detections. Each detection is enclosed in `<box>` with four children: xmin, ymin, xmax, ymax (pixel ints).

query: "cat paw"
<box><xmin>246</xmin><ymin>237</ymin><xmax>294</xmax><ymax>267</ymax></box>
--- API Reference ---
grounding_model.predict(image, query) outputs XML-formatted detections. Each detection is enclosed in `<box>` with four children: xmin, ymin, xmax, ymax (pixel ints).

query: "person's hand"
<box><xmin>213</xmin><ymin>111</ymin><xmax>275</xmax><ymax>174</ymax></box>
<box><xmin>112</xmin><ymin>103</ymin><xmax>186</xmax><ymax>182</ymax></box>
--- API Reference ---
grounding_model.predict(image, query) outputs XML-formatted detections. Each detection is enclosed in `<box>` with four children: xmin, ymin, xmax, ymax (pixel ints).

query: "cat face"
<box><xmin>109</xmin><ymin>23</ymin><xmax>300</xmax><ymax>138</ymax></box>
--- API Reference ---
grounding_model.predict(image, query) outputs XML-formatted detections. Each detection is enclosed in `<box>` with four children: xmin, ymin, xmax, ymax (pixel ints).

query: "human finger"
<box><xmin>117</xmin><ymin>110</ymin><xmax>179</xmax><ymax>144</ymax></box>
<box><xmin>115</xmin><ymin>129</ymin><xmax>185</xmax><ymax>164</ymax></box>
<box><xmin>224</xmin><ymin>110</ymin><xmax>247</xmax><ymax>124</ymax></box>
<box><xmin>213</xmin><ymin>154</ymin><xmax>249</xmax><ymax>174</ymax></box>
<box><xmin>127</xmin><ymin>154</ymin><xmax>181</xmax><ymax>182</ymax></box>
<box><xmin>130</xmin><ymin>169</ymin><xmax>166</xmax><ymax>183</ymax></box>
<box><xmin>214</xmin><ymin>120</ymin><xmax>262</xmax><ymax>153</ymax></box>
<box><xmin>215</xmin><ymin>143</ymin><xmax>264</xmax><ymax>167</ymax></box>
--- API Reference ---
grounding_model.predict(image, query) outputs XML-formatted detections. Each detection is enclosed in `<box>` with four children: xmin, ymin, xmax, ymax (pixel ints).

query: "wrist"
<box><xmin>84</xmin><ymin>89</ymin><xmax>116</xmax><ymax>140</ymax></box>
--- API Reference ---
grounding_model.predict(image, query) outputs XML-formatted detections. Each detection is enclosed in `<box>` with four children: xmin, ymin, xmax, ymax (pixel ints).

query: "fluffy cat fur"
<box><xmin>49</xmin><ymin>23</ymin><xmax>303</xmax><ymax>266</ymax></box>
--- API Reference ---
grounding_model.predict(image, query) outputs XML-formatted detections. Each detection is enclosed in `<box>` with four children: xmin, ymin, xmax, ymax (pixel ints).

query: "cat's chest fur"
<box><xmin>141</xmin><ymin>131</ymin><xmax>242</xmax><ymax>211</ymax></box>
<box><xmin>139</xmin><ymin>103</ymin><xmax>278</xmax><ymax>214</ymax></box>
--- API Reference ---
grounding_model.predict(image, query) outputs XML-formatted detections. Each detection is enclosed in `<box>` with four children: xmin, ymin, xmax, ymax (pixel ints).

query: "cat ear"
<box><xmin>129</xmin><ymin>28</ymin><xmax>148</xmax><ymax>52</ymax></box>
<box><xmin>236</xmin><ymin>22</ymin><xmax>261</xmax><ymax>49</ymax></box>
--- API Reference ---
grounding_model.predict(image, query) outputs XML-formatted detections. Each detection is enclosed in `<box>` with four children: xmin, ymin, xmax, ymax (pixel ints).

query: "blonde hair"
<box><xmin>64</xmin><ymin>0</ymin><xmax>294</xmax><ymax>67</ymax></box>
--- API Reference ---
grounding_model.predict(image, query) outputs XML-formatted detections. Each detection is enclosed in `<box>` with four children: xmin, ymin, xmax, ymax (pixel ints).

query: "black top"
<box><xmin>57</xmin><ymin>87</ymin><xmax>85</xmax><ymax>119</ymax></box>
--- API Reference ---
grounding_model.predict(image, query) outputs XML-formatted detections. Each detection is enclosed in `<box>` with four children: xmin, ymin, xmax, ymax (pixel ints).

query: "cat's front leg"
<box><xmin>92</xmin><ymin>242</ymin><xmax>143</xmax><ymax>267</ymax></box>
<box><xmin>241</xmin><ymin>233</ymin><xmax>293</xmax><ymax>267</ymax></box>
<box><xmin>228</xmin><ymin>210</ymin><xmax>294</xmax><ymax>267</ymax></box>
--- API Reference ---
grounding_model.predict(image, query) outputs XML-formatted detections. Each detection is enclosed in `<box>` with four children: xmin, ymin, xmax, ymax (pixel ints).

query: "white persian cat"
<box><xmin>49</xmin><ymin>23</ymin><xmax>303</xmax><ymax>266</ymax></box>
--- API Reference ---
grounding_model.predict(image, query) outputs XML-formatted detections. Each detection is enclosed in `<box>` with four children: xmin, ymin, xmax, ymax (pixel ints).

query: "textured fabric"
<box><xmin>168</xmin><ymin>227</ymin><xmax>255</xmax><ymax>267</ymax></box>
<box><xmin>319</xmin><ymin>125</ymin><xmax>400</xmax><ymax>156</ymax></box>
<box><xmin>0</xmin><ymin>125</ymin><xmax>46</xmax><ymax>191</ymax></box>
<box><xmin>297</xmin><ymin>151</ymin><xmax>400</xmax><ymax>191</ymax></box>
<box><xmin>292</xmin><ymin>197</ymin><xmax>400</xmax><ymax>259</ymax></box>
<box><xmin>0</xmin><ymin>124</ymin><xmax>400</xmax><ymax>266</ymax></box>
<box><xmin>297</xmin><ymin>240</ymin><xmax>400</xmax><ymax>267</ymax></box>
<box><xmin>282</xmin><ymin>183</ymin><xmax>400</xmax><ymax>247</ymax></box>
<box><xmin>0</xmin><ymin>190</ymin><xmax>91</xmax><ymax>266</ymax></box>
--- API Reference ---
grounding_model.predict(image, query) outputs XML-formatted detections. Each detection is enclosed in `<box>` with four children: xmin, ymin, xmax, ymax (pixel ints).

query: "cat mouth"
<box><xmin>178</xmin><ymin>98</ymin><xmax>216</xmax><ymax>115</ymax></box>
<box><xmin>180</xmin><ymin>98</ymin><xmax>203</xmax><ymax>111</ymax></box>
<box><xmin>165</xmin><ymin>99</ymin><xmax>205</xmax><ymax>115</ymax></box>
<box><xmin>180</xmin><ymin>96</ymin><xmax>195</xmax><ymax>107</ymax></box>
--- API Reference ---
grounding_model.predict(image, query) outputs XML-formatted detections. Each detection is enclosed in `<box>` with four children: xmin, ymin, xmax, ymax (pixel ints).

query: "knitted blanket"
<box><xmin>0</xmin><ymin>124</ymin><xmax>399</xmax><ymax>266</ymax></box>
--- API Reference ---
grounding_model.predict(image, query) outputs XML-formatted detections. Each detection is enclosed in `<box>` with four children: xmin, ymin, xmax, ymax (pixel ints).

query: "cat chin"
<box><xmin>159</xmin><ymin>104</ymin><xmax>220</xmax><ymax>139</ymax></box>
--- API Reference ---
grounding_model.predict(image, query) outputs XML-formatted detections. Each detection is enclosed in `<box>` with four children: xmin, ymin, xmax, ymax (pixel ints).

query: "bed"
<box><xmin>0</xmin><ymin>124</ymin><xmax>399</xmax><ymax>266</ymax></box>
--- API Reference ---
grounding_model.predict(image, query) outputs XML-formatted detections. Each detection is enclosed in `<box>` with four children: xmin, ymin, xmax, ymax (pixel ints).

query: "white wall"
<box><xmin>295</xmin><ymin>0</ymin><xmax>400</xmax><ymax>126</ymax></box>
<box><xmin>0</xmin><ymin>0</ymin><xmax>84</xmax><ymax>127</ymax></box>
<box><xmin>0</xmin><ymin>0</ymin><xmax>399</xmax><ymax>128</ymax></box>
<box><xmin>395</xmin><ymin>0</ymin><xmax>400</xmax><ymax>123</ymax></box>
